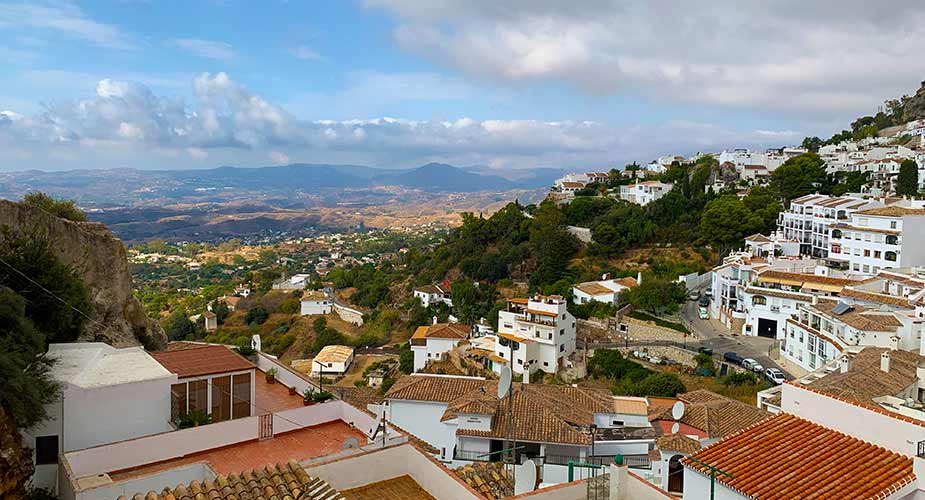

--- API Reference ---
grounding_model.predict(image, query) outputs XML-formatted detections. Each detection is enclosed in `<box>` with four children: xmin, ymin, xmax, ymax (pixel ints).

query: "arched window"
<box><xmin>886</xmin><ymin>235</ymin><xmax>898</xmax><ymax>245</ymax></box>
<box><xmin>885</xmin><ymin>251</ymin><xmax>898</xmax><ymax>262</ymax></box>
<box><xmin>752</xmin><ymin>296</ymin><xmax>767</xmax><ymax>306</ymax></box>
<box><xmin>831</xmin><ymin>229</ymin><xmax>842</xmax><ymax>239</ymax></box>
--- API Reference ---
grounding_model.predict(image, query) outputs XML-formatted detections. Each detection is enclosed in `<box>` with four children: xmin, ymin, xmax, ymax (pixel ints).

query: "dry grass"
<box><xmin>332</xmin><ymin>354</ymin><xmax>397</xmax><ymax>388</ymax></box>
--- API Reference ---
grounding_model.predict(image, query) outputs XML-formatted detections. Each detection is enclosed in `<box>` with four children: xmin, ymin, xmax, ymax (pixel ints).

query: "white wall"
<box><xmin>683</xmin><ymin>469</ymin><xmax>747</xmax><ymax>500</ymax></box>
<box><xmin>387</xmin><ymin>400</ymin><xmax>455</xmax><ymax>458</ymax></box>
<box><xmin>305</xmin><ymin>444</ymin><xmax>483</xmax><ymax>500</ymax></box>
<box><xmin>256</xmin><ymin>352</ymin><xmax>320</xmax><ymax>395</ymax></box>
<box><xmin>301</xmin><ymin>300</ymin><xmax>333</xmax><ymax>316</ymax></box>
<box><xmin>75</xmin><ymin>463</ymin><xmax>215</xmax><ymax>500</ymax></box>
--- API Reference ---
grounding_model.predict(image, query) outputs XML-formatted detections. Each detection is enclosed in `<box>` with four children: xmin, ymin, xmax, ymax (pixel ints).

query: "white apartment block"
<box><xmin>828</xmin><ymin>206</ymin><xmax>925</xmax><ymax>275</ymax></box>
<box><xmin>778</xmin><ymin>194</ymin><xmax>887</xmax><ymax>258</ymax></box>
<box><xmin>619</xmin><ymin>180</ymin><xmax>673</xmax><ymax>206</ymax></box>
<box><xmin>490</xmin><ymin>295</ymin><xmax>577</xmax><ymax>376</ymax></box>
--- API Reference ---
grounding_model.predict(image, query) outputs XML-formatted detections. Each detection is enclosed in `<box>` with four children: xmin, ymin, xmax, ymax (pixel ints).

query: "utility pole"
<box><xmin>685</xmin><ymin>457</ymin><xmax>735</xmax><ymax>500</ymax></box>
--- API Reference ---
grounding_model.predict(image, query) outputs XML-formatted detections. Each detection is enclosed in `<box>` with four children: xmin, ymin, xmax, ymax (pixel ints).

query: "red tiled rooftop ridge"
<box><xmin>151</xmin><ymin>345</ymin><xmax>255</xmax><ymax>378</ymax></box>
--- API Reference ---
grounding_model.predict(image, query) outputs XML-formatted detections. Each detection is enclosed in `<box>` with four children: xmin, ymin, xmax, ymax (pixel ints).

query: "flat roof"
<box><xmin>108</xmin><ymin>420</ymin><xmax>368</xmax><ymax>481</ymax></box>
<box><xmin>342</xmin><ymin>475</ymin><xmax>436</xmax><ymax>500</ymax></box>
<box><xmin>48</xmin><ymin>343</ymin><xmax>174</xmax><ymax>389</ymax></box>
<box><xmin>151</xmin><ymin>345</ymin><xmax>255</xmax><ymax>379</ymax></box>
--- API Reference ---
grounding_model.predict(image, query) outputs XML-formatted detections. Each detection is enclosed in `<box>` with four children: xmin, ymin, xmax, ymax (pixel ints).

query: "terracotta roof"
<box><xmin>313</xmin><ymin>345</ymin><xmax>354</xmax><ymax>364</ymax></box>
<box><xmin>838</xmin><ymin>224</ymin><xmax>901</xmax><ymax>235</ymax></box>
<box><xmin>613</xmin><ymin>397</ymin><xmax>649</xmax><ymax>416</ymax></box>
<box><xmin>454</xmin><ymin>461</ymin><xmax>512</xmax><ymax>500</ymax></box>
<box><xmin>615</xmin><ymin>277</ymin><xmax>638</xmax><ymax>288</ymax></box>
<box><xmin>744</xmin><ymin>287</ymin><xmax>812</xmax><ymax>302</ymax></box>
<box><xmin>811</xmin><ymin>301</ymin><xmax>903</xmax><ymax>331</ymax></box>
<box><xmin>744</xmin><ymin>233</ymin><xmax>771</xmax><ymax>243</ymax></box>
<box><xmin>803</xmin><ymin>347</ymin><xmax>925</xmax><ymax>405</ymax></box>
<box><xmin>757</xmin><ymin>270</ymin><xmax>856</xmax><ymax>287</ymax></box>
<box><xmin>202</xmin><ymin>311</ymin><xmax>216</xmax><ymax>319</ymax></box>
<box><xmin>840</xmin><ymin>288</ymin><xmax>914</xmax><ymax>309</ymax></box>
<box><xmin>301</xmin><ymin>290</ymin><xmax>327</xmax><ymax>301</ymax></box>
<box><xmin>507</xmin><ymin>298</ymin><xmax>529</xmax><ymax>305</ymax></box>
<box><xmin>151</xmin><ymin>345</ymin><xmax>255</xmax><ymax>379</ymax></box>
<box><xmin>575</xmin><ymin>282</ymin><xmax>614</xmax><ymax>296</ymax></box>
<box><xmin>385</xmin><ymin>375</ymin><xmax>488</xmax><ymax>404</ymax></box>
<box><xmin>855</xmin><ymin>206</ymin><xmax>925</xmax><ymax>217</ymax></box>
<box><xmin>655</xmin><ymin>434</ymin><xmax>701</xmax><ymax>455</ymax></box>
<box><xmin>219</xmin><ymin>296</ymin><xmax>241</xmax><ymax>306</ymax></box>
<box><xmin>652</xmin><ymin>390</ymin><xmax>770</xmax><ymax>439</ymax></box>
<box><xmin>118</xmin><ymin>461</ymin><xmax>344</xmax><ymax>500</ymax></box>
<box><xmin>683</xmin><ymin>413</ymin><xmax>914</xmax><ymax>500</ymax></box>
<box><xmin>526</xmin><ymin>308</ymin><xmax>557</xmax><ymax>317</ymax></box>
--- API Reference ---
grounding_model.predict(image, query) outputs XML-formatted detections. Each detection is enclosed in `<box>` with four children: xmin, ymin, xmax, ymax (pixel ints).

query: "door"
<box><xmin>757</xmin><ymin>318</ymin><xmax>777</xmax><ymax>339</ymax></box>
<box><xmin>668</xmin><ymin>455</ymin><xmax>684</xmax><ymax>493</ymax></box>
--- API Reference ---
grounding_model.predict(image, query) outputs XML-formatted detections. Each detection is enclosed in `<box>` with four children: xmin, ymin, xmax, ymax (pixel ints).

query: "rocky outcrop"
<box><xmin>0</xmin><ymin>199</ymin><xmax>167</xmax><ymax>349</ymax></box>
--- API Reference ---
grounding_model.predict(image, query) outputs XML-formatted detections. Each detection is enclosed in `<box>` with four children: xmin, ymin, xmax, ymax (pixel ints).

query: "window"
<box><xmin>543</xmin><ymin>362</ymin><xmax>549</xmax><ymax>367</ymax></box>
<box><xmin>752</xmin><ymin>296</ymin><xmax>767</xmax><ymax>306</ymax></box>
<box><xmin>559</xmin><ymin>328</ymin><xmax>564</xmax><ymax>336</ymax></box>
<box><xmin>211</xmin><ymin>375</ymin><xmax>232</xmax><ymax>423</ymax></box>
<box><xmin>864</xmin><ymin>250</ymin><xmax>871</xmax><ymax>257</ymax></box>
<box><xmin>171</xmin><ymin>383</ymin><xmax>188</xmax><ymax>421</ymax></box>
<box><xmin>885</xmin><ymin>251</ymin><xmax>898</xmax><ymax>262</ymax></box>
<box><xmin>874</xmin><ymin>251</ymin><xmax>881</xmax><ymax>259</ymax></box>
<box><xmin>189</xmin><ymin>379</ymin><xmax>209</xmax><ymax>414</ymax></box>
<box><xmin>327</xmin><ymin>362</ymin><xmax>333</xmax><ymax>367</ymax></box>
<box><xmin>35</xmin><ymin>436</ymin><xmax>58</xmax><ymax>465</ymax></box>
<box><xmin>232</xmin><ymin>373</ymin><xmax>252</xmax><ymax>419</ymax></box>
<box><xmin>891</xmin><ymin>221</ymin><xmax>898</xmax><ymax>229</ymax></box>
<box><xmin>559</xmin><ymin>344</ymin><xmax>565</xmax><ymax>352</ymax></box>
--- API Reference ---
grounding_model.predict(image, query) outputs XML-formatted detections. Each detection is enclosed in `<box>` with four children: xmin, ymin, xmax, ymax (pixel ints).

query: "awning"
<box><xmin>758</xmin><ymin>276</ymin><xmax>804</xmax><ymax>287</ymax></box>
<box><xmin>805</xmin><ymin>283</ymin><xmax>843</xmax><ymax>293</ymax></box>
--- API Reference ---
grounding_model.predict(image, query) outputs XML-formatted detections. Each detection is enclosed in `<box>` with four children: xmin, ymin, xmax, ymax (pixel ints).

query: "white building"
<box><xmin>410</xmin><ymin>322</ymin><xmax>470</xmax><ymax>372</ymax></box>
<box><xmin>619</xmin><ymin>180</ymin><xmax>673</xmax><ymax>206</ymax></box>
<box><xmin>300</xmin><ymin>290</ymin><xmax>333</xmax><ymax>315</ymax></box>
<box><xmin>384</xmin><ymin>374</ymin><xmax>655</xmax><ymax>468</ymax></box>
<box><xmin>827</xmin><ymin>206</ymin><xmax>925</xmax><ymax>275</ymax></box>
<box><xmin>23</xmin><ymin>343</ymin><xmax>177</xmax><ymax>491</ymax></box>
<box><xmin>412</xmin><ymin>283</ymin><xmax>453</xmax><ymax>308</ymax></box>
<box><xmin>272</xmin><ymin>273</ymin><xmax>311</xmax><ymax>290</ymax></box>
<box><xmin>311</xmin><ymin>344</ymin><xmax>355</xmax><ymax>375</ymax></box>
<box><xmin>490</xmin><ymin>295</ymin><xmax>576</xmax><ymax>376</ymax></box>
<box><xmin>777</xmin><ymin>194</ymin><xmax>887</xmax><ymax>258</ymax></box>
<box><xmin>572</xmin><ymin>275</ymin><xmax>639</xmax><ymax>305</ymax></box>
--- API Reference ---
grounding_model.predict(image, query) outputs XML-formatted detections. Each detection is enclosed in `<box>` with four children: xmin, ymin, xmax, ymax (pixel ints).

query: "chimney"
<box><xmin>840</xmin><ymin>354</ymin><xmax>851</xmax><ymax>374</ymax></box>
<box><xmin>881</xmin><ymin>351</ymin><xmax>891</xmax><ymax>373</ymax></box>
<box><xmin>637</xmin><ymin>272</ymin><xmax>643</xmax><ymax>286</ymax></box>
<box><xmin>890</xmin><ymin>335</ymin><xmax>900</xmax><ymax>351</ymax></box>
<box><xmin>432</xmin><ymin>316</ymin><xmax>438</xmax><ymax>325</ymax></box>
<box><xmin>523</xmin><ymin>367</ymin><xmax>530</xmax><ymax>385</ymax></box>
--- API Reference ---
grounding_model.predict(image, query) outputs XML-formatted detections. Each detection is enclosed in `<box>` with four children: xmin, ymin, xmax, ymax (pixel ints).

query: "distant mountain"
<box><xmin>377</xmin><ymin>163</ymin><xmax>515</xmax><ymax>192</ymax></box>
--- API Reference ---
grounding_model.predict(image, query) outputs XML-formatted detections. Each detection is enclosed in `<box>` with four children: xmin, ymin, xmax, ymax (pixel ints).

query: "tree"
<box><xmin>769</xmin><ymin>153</ymin><xmax>829</xmax><ymax>202</ymax></box>
<box><xmin>800</xmin><ymin>136</ymin><xmax>823</xmax><ymax>152</ymax></box>
<box><xmin>22</xmin><ymin>192</ymin><xmax>87</xmax><ymax>222</ymax></box>
<box><xmin>699</xmin><ymin>195</ymin><xmax>763</xmax><ymax>259</ymax></box>
<box><xmin>0</xmin><ymin>286</ymin><xmax>60</xmax><ymax>429</ymax></box>
<box><xmin>0</xmin><ymin>226</ymin><xmax>91</xmax><ymax>344</ymax></box>
<box><xmin>164</xmin><ymin>309</ymin><xmax>196</xmax><ymax>340</ymax></box>
<box><xmin>244</xmin><ymin>306</ymin><xmax>269</xmax><ymax>325</ymax></box>
<box><xmin>211</xmin><ymin>301</ymin><xmax>230</xmax><ymax>324</ymax></box>
<box><xmin>588</xmin><ymin>349</ymin><xmax>651</xmax><ymax>381</ymax></box>
<box><xmin>399</xmin><ymin>344</ymin><xmax>414</xmax><ymax>374</ymax></box>
<box><xmin>628</xmin><ymin>373</ymin><xmax>686</xmax><ymax>397</ymax></box>
<box><xmin>896</xmin><ymin>159</ymin><xmax>919</xmax><ymax>196</ymax></box>
<box><xmin>528</xmin><ymin>202</ymin><xmax>579</xmax><ymax>289</ymax></box>
<box><xmin>620</xmin><ymin>279</ymin><xmax>688</xmax><ymax>314</ymax></box>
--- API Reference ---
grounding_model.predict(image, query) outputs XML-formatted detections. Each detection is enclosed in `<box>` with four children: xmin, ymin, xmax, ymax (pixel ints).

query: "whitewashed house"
<box><xmin>311</xmin><ymin>345</ymin><xmax>355</xmax><ymax>375</ymax></box>
<box><xmin>272</xmin><ymin>273</ymin><xmax>311</xmax><ymax>290</ymax></box>
<box><xmin>300</xmin><ymin>290</ymin><xmax>333</xmax><ymax>315</ymax></box>
<box><xmin>411</xmin><ymin>322</ymin><xmax>470</xmax><ymax>372</ymax></box>
<box><xmin>827</xmin><ymin>206</ymin><xmax>925</xmax><ymax>275</ymax></box>
<box><xmin>23</xmin><ymin>343</ymin><xmax>177</xmax><ymax>491</ymax></box>
<box><xmin>489</xmin><ymin>295</ymin><xmax>576</xmax><ymax>376</ymax></box>
<box><xmin>572</xmin><ymin>275</ymin><xmax>639</xmax><ymax>305</ymax></box>
<box><xmin>413</xmin><ymin>283</ymin><xmax>453</xmax><ymax>308</ymax></box>
<box><xmin>619</xmin><ymin>180</ymin><xmax>674</xmax><ymax>206</ymax></box>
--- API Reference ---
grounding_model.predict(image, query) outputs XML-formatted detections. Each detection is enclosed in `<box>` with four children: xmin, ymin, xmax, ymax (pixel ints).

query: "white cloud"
<box><xmin>268</xmin><ymin>150</ymin><xmax>290</xmax><ymax>164</ymax></box>
<box><xmin>0</xmin><ymin>72</ymin><xmax>800</xmax><ymax>169</ymax></box>
<box><xmin>0</xmin><ymin>1</ymin><xmax>135</xmax><ymax>49</ymax></box>
<box><xmin>365</xmin><ymin>0</ymin><xmax>925</xmax><ymax>117</ymax></box>
<box><xmin>289</xmin><ymin>45</ymin><xmax>324</xmax><ymax>61</ymax></box>
<box><xmin>169</xmin><ymin>38</ymin><xmax>236</xmax><ymax>60</ymax></box>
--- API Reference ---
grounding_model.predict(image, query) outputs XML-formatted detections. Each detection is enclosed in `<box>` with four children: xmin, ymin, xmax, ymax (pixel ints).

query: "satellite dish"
<box><xmin>341</xmin><ymin>437</ymin><xmax>360</xmax><ymax>450</ymax></box>
<box><xmin>671</xmin><ymin>401</ymin><xmax>685</xmax><ymax>421</ymax></box>
<box><xmin>671</xmin><ymin>422</ymin><xmax>680</xmax><ymax>435</ymax></box>
<box><xmin>514</xmin><ymin>459</ymin><xmax>538</xmax><ymax>495</ymax></box>
<box><xmin>498</xmin><ymin>365</ymin><xmax>513</xmax><ymax>400</ymax></box>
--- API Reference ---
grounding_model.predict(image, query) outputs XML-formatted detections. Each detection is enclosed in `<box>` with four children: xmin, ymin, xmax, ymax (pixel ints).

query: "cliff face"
<box><xmin>0</xmin><ymin>199</ymin><xmax>167</xmax><ymax>349</ymax></box>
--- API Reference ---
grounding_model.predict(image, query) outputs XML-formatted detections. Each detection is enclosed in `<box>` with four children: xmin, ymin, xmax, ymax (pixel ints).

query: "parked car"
<box><xmin>723</xmin><ymin>352</ymin><xmax>744</xmax><ymax>365</ymax></box>
<box><xmin>698</xmin><ymin>307</ymin><xmax>709</xmax><ymax>320</ymax></box>
<box><xmin>766</xmin><ymin>368</ymin><xmax>786</xmax><ymax>385</ymax></box>
<box><xmin>742</xmin><ymin>358</ymin><xmax>764</xmax><ymax>373</ymax></box>
<box><xmin>705</xmin><ymin>289</ymin><xmax>713</xmax><ymax>298</ymax></box>
<box><xmin>697</xmin><ymin>346</ymin><xmax>714</xmax><ymax>356</ymax></box>
<box><xmin>689</xmin><ymin>291</ymin><xmax>700</xmax><ymax>301</ymax></box>
<box><xmin>698</xmin><ymin>296</ymin><xmax>710</xmax><ymax>307</ymax></box>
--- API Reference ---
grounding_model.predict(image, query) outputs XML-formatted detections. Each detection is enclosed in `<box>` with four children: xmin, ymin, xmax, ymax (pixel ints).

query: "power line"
<box><xmin>0</xmin><ymin>254</ymin><xmax>100</xmax><ymax>328</ymax></box>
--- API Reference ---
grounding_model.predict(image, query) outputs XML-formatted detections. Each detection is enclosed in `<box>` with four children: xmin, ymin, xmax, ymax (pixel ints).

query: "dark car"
<box><xmin>697</xmin><ymin>346</ymin><xmax>714</xmax><ymax>356</ymax></box>
<box><xmin>723</xmin><ymin>351</ymin><xmax>744</xmax><ymax>365</ymax></box>
<box><xmin>698</xmin><ymin>296</ymin><xmax>710</xmax><ymax>307</ymax></box>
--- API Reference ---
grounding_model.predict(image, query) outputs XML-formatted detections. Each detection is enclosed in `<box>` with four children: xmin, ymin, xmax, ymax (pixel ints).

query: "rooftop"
<box><xmin>575</xmin><ymin>282</ymin><xmax>613</xmax><ymax>296</ymax></box>
<box><xmin>651</xmin><ymin>390</ymin><xmax>770</xmax><ymax>439</ymax></box>
<box><xmin>118</xmin><ymin>461</ymin><xmax>344</xmax><ymax>500</ymax></box>
<box><xmin>683</xmin><ymin>413</ymin><xmax>914</xmax><ymax>500</ymax></box>
<box><xmin>314</xmin><ymin>345</ymin><xmax>355</xmax><ymax>364</ymax></box>
<box><xmin>341</xmin><ymin>475</ymin><xmax>436</xmax><ymax>500</ymax></box>
<box><xmin>109</xmin><ymin>421</ymin><xmax>368</xmax><ymax>482</ymax></box>
<box><xmin>803</xmin><ymin>347</ymin><xmax>924</xmax><ymax>406</ymax></box>
<box><xmin>151</xmin><ymin>345</ymin><xmax>255</xmax><ymax>379</ymax></box>
<box><xmin>48</xmin><ymin>343</ymin><xmax>174</xmax><ymax>389</ymax></box>
<box><xmin>810</xmin><ymin>301</ymin><xmax>903</xmax><ymax>331</ymax></box>
<box><xmin>854</xmin><ymin>206</ymin><xmax>925</xmax><ymax>217</ymax></box>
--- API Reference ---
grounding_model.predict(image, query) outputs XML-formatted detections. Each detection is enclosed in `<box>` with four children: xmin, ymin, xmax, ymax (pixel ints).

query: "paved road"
<box><xmin>679</xmin><ymin>298</ymin><xmax>795</xmax><ymax>378</ymax></box>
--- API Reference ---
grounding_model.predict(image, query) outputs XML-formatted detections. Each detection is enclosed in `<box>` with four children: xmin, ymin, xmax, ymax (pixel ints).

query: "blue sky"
<box><xmin>2</xmin><ymin>0</ymin><xmax>925</xmax><ymax>171</ymax></box>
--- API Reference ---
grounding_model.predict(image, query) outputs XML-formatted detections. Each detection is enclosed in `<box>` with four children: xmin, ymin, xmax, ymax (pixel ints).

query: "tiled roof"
<box><xmin>575</xmin><ymin>282</ymin><xmax>613</xmax><ymax>296</ymax></box>
<box><xmin>744</xmin><ymin>233</ymin><xmax>771</xmax><ymax>243</ymax></box>
<box><xmin>757</xmin><ymin>270</ymin><xmax>856</xmax><ymax>287</ymax></box>
<box><xmin>454</xmin><ymin>461</ymin><xmax>512</xmax><ymax>500</ymax></box>
<box><xmin>840</xmin><ymin>288</ymin><xmax>914</xmax><ymax>309</ymax></box>
<box><xmin>151</xmin><ymin>345</ymin><xmax>255</xmax><ymax>379</ymax></box>
<box><xmin>613</xmin><ymin>397</ymin><xmax>648</xmax><ymax>416</ymax></box>
<box><xmin>655</xmin><ymin>434</ymin><xmax>701</xmax><ymax>455</ymax></box>
<box><xmin>744</xmin><ymin>287</ymin><xmax>811</xmax><ymax>301</ymax></box>
<box><xmin>811</xmin><ymin>301</ymin><xmax>903</xmax><ymax>331</ymax></box>
<box><xmin>385</xmin><ymin>375</ymin><xmax>488</xmax><ymax>404</ymax></box>
<box><xmin>683</xmin><ymin>413</ymin><xmax>914</xmax><ymax>500</ymax></box>
<box><xmin>314</xmin><ymin>345</ymin><xmax>354</xmax><ymax>364</ymax></box>
<box><xmin>803</xmin><ymin>347</ymin><xmax>924</xmax><ymax>405</ymax></box>
<box><xmin>651</xmin><ymin>390</ymin><xmax>770</xmax><ymax>439</ymax></box>
<box><xmin>118</xmin><ymin>461</ymin><xmax>344</xmax><ymax>500</ymax></box>
<box><xmin>854</xmin><ymin>206</ymin><xmax>925</xmax><ymax>217</ymax></box>
<box><xmin>615</xmin><ymin>277</ymin><xmax>638</xmax><ymax>288</ymax></box>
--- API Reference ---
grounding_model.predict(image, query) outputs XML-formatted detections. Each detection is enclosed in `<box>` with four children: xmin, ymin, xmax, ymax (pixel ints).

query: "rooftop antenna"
<box><xmin>514</xmin><ymin>459</ymin><xmax>538</xmax><ymax>495</ymax></box>
<box><xmin>370</xmin><ymin>405</ymin><xmax>389</xmax><ymax>448</ymax></box>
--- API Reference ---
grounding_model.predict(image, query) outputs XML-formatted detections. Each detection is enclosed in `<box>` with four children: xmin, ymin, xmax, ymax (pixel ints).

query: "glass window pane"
<box><xmin>171</xmin><ymin>383</ymin><xmax>188</xmax><ymax>421</ymax></box>
<box><xmin>211</xmin><ymin>376</ymin><xmax>231</xmax><ymax>422</ymax></box>
<box><xmin>189</xmin><ymin>379</ymin><xmax>209</xmax><ymax>414</ymax></box>
<box><xmin>232</xmin><ymin>373</ymin><xmax>251</xmax><ymax>419</ymax></box>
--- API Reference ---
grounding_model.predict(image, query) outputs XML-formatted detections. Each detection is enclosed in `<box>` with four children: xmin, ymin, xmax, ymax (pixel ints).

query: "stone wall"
<box><xmin>618</xmin><ymin>317</ymin><xmax>689</xmax><ymax>343</ymax></box>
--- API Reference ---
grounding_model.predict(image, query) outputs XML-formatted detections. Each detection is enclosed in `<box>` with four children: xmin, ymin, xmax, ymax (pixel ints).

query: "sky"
<box><xmin>2</xmin><ymin>0</ymin><xmax>925</xmax><ymax>172</ymax></box>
